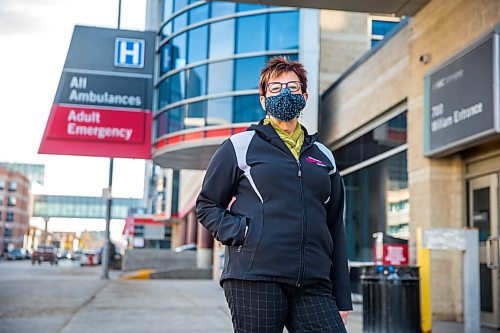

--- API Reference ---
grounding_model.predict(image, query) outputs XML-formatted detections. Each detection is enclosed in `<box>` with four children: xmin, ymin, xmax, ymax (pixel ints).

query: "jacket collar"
<box><xmin>247</xmin><ymin>118</ymin><xmax>320</xmax><ymax>152</ymax></box>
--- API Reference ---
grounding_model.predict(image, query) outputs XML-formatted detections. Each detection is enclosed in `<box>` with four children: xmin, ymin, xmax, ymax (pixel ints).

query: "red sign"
<box><xmin>48</xmin><ymin>105</ymin><xmax>146</xmax><ymax>143</ymax></box>
<box><xmin>382</xmin><ymin>244</ymin><xmax>409</xmax><ymax>266</ymax></box>
<box><xmin>39</xmin><ymin>104</ymin><xmax>152</xmax><ymax>159</ymax></box>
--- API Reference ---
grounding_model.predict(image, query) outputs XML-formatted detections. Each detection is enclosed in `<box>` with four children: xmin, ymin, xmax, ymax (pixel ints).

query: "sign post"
<box><xmin>38</xmin><ymin>1</ymin><xmax>155</xmax><ymax>279</ymax></box>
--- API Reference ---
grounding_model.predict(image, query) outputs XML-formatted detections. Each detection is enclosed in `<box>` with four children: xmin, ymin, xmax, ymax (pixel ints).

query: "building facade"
<box><xmin>145</xmin><ymin>0</ymin><xmax>321</xmax><ymax>268</ymax></box>
<box><xmin>0</xmin><ymin>167</ymin><xmax>31</xmax><ymax>255</ymax></box>
<box><xmin>151</xmin><ymin>0</ymin><xmax>313</xmax><ymax>171</ymax></box>
<box><xmin>320</xmin><ymin>0</ymin><xmax>500</xmax><ymax>326</ymax></box>
<box><xmin>143</xmin><ymin>0</ymin><xmax>407</xmax><ymax>271</ymax></box>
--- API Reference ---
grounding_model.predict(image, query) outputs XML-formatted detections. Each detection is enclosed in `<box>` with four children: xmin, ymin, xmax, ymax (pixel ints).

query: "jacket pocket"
<box><xmin>241</xmin><ymin>207</ymin><xmax>264</xmax><ymax>276</ymax></box>
<box><xmin>237</xmin><ymin>207</ymin><xmax>263</xmax><ymax>253</ymax></box>
<box><xmin>223</xmin><ymin>207</ymin><xmax>264</xmax><ymax>278</ymax></box>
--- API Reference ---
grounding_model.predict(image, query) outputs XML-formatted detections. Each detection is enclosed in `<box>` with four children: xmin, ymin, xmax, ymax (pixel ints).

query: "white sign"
<box><xmin>114</xmin><ymin>38</ymin><xmax>145</xmax><ymax>68</ymax></box>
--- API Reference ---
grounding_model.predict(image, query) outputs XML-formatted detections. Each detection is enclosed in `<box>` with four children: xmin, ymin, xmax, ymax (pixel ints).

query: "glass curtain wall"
<box><xmin>155</xmin><ymin>1</ymin><xmax>300</xmax><ymax>140</ymax></box>
<box><xmin>335</xmin><ymin>112</ymin><xmax>408</xmax><ymax>262</ymax></box>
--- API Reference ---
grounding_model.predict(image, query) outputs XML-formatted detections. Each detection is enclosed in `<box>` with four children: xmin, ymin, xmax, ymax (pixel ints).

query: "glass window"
<box><xmin>335</xmin><ymin>112</ymin><xmax>407</xmax><ymax>171</ymax></box>
<box><xmin>4</xmin><ymin>228</ymin><xmax>12</xmax><ymax>237</ymax></box>
<box><xmin>173</xmin><ymin>0</ymin><xmax>188</xmax><ymax>12</ymax></box>
<box><xmin>209</xmin><ymin>19</ymin><xmax>235</xmax><ymax>59</ymax></box>
<box><xmin>75</xmin><ymin>203</ymin><xmax>87</xmax><ymax>216</ymax></box>
<box><xmin>268</xmin><ymin>11</ymin><xmax>299</xmax><ymax>50</ymax></box>
<box><xmin>170</xmin><ymin>71</ymin><xmax>186</xmax><ymax>103</ymax></box>
<box><xmin>162</xmin><ymin>1</ymin><xmax>174</xmax><ymax>38</ymax></box>
<box><xmin>186</xmin><ymin>64</ymin><xmax>207</xmax><ymax>98</ymax></box>
<box><xmin>236</xmin><ymin>15</ymin><xmax>266</xmax><ymax>54</ymax></box>
<box><xmin>156</xmin><ymin>112</ymin><xmax>168</xmax><ymax>139</ymax></box>
<box><xmin>6</xmin><ymin>212</ymin><xmax>14</xmax><ymax>221</ymax></box>
<box><xmin>161</xmin><ymin>21</ymin><xmax>173</xmax><ymax>39</ymax></box>
<box><xmin>0</xmin><ymin>180</ymin><xmax>4</xmax><ymax>190</ymax></box>
<box><xmin>187</xmin><ymin>25</ymin><xmax>208</xmax><ymax>64</ymax></box>
<box><xmin>162</xmin><ymin>0</ymin><xmax>174</xmax><ymax>21</ymax></box>
<box><xmin>233</xmin><ymin>94</ymin><xmax>264</xmax><ymax>123</ymax></box>
<box><xmin>208</xmin><ymin>60</ymin><xmax>233</xmax><ymax>94</ymax></box>
<box><xmin>472</xmin><ymin>188</ymin><xmax>491</xmax><ymax>242</ymax></box>
<box><xmin>371</xmin><ymin>20</ymin><xmax>399</xmax><ymax>37</ymax></box>
<box><xmin>211</xmin><ymin>1</ymin><xmax>235</xmax><ymax>17</ymax></box>
<box><xmin>237</xmin><ymin>4</ymin><xmax>267</xmax><ymax>11</ymax></box>
<box><xmin>172</xmin><ymin>32</ymin><xmax>187</xmax><ymax>69</ymax></box>
<box><xmin>8</xmin><ymin>181</ymin><xmax>17</xmax><ymax>192</ymax></box>
<box><xmin>207</xmin><ymin>97</ymin><xmax>233</xmax><ymax>126</ymax></box>
<box><xmin>89</xmin><ymin>204</ymin><xmax>101</xmax><ymax>218</ymax></box>
<box><xmin>173</xmin><ymin>12</ymin><xmax>188</xmax><ymax>31</ymax></box>
<box><xmin>158</xmin><ymin>78</ymin><xmax>171</xmax><ymax>110</ymax></box>
<box><xmin>168</xmin><ymin>106</ymin><xmax>184</xmax><ymax>133</ymax></box>
<box><xmin>160</xmin><ymin>44</ymin><xmax>172</xmax><ymax>74</ymax></box>
<box><xmin>7</xmin><ymin>197</ymin><xmax>16</xmax><ymax>207</ymax></box>
<box><xmin>343</xmin><ymin>151</ymin><xmax>408</xmax><ymax>261</ymax></box>
<box><xmin>185</xmin><ymin>101</ymin><xmax>207</xmax><ymax>129</ymax></box>
<box><xmin>234</xmin><ymin>56</ymin><xmax>266</xmax><ymax>91</ymax></box>
<box><xmin>188</xmin><ymin>3</ymin><xmax>209</xmax><ymax>25</ymax></box>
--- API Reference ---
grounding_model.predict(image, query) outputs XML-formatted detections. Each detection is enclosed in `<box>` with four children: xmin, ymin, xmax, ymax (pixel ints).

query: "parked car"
<box><xmin>21</xmin><ymin>248</ymin><xmax>31</xmax><ymax>260</ymax></box>
<box><xmin>6</xmin><ymin>248</ymin><xmax>24</xmax><ymax>260</ymax></box>
<box><xmin>71</xmin><ymin>250</ymin><xmax>83</xmax><ymax>261</ymax></box>
<box><xmin>31</xmin><ymin>245</ymin><xmax>58</xmax><ymax>265</ymax></box>
<box><xmin>174</xmin><ymin>243</ymin><xmax>197</xmax><ymax>253</ymax></box>
<box><xmin>79</xmin><ymin>251</ymin><xmax>100</xmax><ymax>266</ymax></box>
<box><xmin>58</xmin><ymin>250</ymin><xmax>73</xmax><ymax>260</ymax></box>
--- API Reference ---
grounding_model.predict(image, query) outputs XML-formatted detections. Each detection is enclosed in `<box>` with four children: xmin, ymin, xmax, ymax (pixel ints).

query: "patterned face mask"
<box><xmin>265</xmin><ymin>88</ymin><xmax>306</xmax><ymax>121</ymax></box>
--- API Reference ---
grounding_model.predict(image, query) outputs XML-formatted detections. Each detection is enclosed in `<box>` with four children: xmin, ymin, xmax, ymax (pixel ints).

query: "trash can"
<box><xmin>361</xmin><ymin>265</ymin><xmax>421</xmax><ymax>333</ymax></box>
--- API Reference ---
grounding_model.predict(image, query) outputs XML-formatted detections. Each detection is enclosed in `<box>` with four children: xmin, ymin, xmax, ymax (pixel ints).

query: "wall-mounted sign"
<box><xmin>424</xmin><ymin>25</ymin><xmax>500</xmax><ymax>157</ymax></box>
<box><xmin>39</xmin><ymin>26</ymin><xmax>155</xmax><ymax>159</ymax></box>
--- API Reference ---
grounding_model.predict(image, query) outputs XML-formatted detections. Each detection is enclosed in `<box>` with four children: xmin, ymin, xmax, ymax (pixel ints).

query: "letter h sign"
<box><xmin>114</xmin><ymin>38</ymin><xmax>145</xmax><ymax>68</ymax></box>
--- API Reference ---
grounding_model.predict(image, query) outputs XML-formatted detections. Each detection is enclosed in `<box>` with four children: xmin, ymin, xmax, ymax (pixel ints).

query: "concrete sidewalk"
<box><xmin>0</xmin><ymin>259</ymin><xmax>494</xmax><ymax>333</ymax></box>
<box><xmin>59</xmin><ymin>279</ymin><xmax>233</xmax><ymax>333</ymax></box>
<box><xmin>58</xmin><ymin>279</ymin><xmax>364</xmax><ymax>333</ymax></box>
<box><xmin>57</xmin><ymin>279</ymin><xmax>496</xmax><ymax>333</ymax></box>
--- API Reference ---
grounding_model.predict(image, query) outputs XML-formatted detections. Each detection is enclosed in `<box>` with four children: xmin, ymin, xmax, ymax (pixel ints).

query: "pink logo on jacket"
<box><xmin>305</xmin><ymin>156</ymin><xmax>327</xmax><ymax>167</ymax></box>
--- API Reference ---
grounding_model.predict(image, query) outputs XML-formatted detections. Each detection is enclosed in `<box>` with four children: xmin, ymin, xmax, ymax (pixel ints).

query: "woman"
<box><xmin>196</xmin><ymin>56</ymin><xmax>352</xmax><ymax>332</ymax></box>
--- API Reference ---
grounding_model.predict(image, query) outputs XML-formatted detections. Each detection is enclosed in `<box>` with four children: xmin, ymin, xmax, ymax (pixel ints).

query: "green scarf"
<box><xmin>264</xmin><ymin>118</ymin><xmax>304</xmax><ymax>160</ymax></box>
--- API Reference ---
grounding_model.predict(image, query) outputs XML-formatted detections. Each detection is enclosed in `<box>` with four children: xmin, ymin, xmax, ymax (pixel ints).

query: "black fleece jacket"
<box><xmin>196</xmin><ymin>120</ymin><xmax>352</xmax><ymax>310</ymax></box>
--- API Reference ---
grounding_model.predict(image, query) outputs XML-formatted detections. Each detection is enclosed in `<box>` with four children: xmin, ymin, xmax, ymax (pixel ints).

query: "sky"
<box><xmin>0</xmin><ymin>0</ymin><xmax>148</xmax><ymax>242</ymax></box>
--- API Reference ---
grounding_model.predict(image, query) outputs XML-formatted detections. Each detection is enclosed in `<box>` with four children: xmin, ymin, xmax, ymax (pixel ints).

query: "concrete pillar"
<box><xmin>171</xmin><ymin>219</ymin><xmax>187</xmax><ymax>249</ymax></box>
<box><xmin>196</xmin><ymin>221</ymin><xmax>213</xmax><ymax>269</ymax></box>
<box><xmin>186</xmin><ymin>211</ymin><xmax>197</xmax><ymax>244</ymax></box>
<box><xmin>212</xmin><ymin>241</ymin><xmax>224</xmax><ymax>280</ymax></box>
<box><xmin>179</xmin><ymin>219</ymin><xmax>187</xmax><ymax>246</ymax></box>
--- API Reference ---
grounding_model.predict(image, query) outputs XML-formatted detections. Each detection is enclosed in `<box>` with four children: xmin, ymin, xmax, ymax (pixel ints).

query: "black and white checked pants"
<box><xmin>222</xmin><ymin>279</ymin><xmax>347</xmax><ymax>333</ymax></box>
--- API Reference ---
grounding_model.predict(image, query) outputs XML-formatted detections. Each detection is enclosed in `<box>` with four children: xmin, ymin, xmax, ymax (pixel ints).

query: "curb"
<box><xmin>120</xmin><ymin>269</ymin><xmax>155</xmax><ymax>280</ymax></box>
<box><xmin>119</xmin><ymin>267</ymin><xmax>212</xmax><ymax>280</ymax></box>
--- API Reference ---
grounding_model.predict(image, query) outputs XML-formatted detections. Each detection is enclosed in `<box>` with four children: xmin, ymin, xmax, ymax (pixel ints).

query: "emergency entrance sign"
<box><xmin>39</xmin><ymin>26</ymin><xmax>155</xmax><ymax>159</ymax></box>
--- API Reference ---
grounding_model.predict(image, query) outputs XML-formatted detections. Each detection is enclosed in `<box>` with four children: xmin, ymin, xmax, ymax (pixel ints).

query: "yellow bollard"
<box><xmin>417</xmin><ymin>227</ymin><xmax>432</xmax><ymax>333</ymax></box>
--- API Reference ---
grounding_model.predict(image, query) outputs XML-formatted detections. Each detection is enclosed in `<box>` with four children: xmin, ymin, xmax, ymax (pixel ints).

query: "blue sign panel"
<box><xmin>114</xmin><ymin>38</ymin><xmax>145</xmax><ymax>68</ymax></box>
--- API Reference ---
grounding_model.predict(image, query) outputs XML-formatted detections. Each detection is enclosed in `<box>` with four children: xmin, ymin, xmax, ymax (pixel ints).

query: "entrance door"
<box><xmin>469</xmin><ymin>174</ymin><xmax>499</xmax><ymax>328</ymax></box>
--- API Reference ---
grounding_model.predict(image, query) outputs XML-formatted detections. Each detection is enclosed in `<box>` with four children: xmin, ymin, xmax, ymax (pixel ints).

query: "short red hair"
<box><xmin>259</xmin><ymin>56</ymin><xmax>308</xmax><ymax>96</ymax></box>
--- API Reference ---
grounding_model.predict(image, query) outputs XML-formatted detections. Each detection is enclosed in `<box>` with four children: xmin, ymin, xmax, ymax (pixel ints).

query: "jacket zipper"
<box><xmin>269</xmin><ymin>137</ymin><xmax>312</xmax><ymax>286</ymax></box>
<box><xmin>296</xmin><ymin>158</ymin><xmax>307</xmax><ymax>287</ymax></box>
